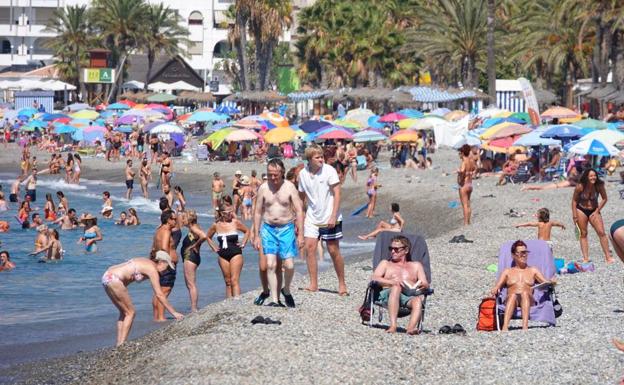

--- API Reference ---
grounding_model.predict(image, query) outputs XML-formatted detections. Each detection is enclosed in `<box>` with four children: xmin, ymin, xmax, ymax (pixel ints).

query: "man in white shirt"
<box><xmin>298</xmin><ymin>144</ymin><xmax>348</xmax><ymax>295</ymax></box>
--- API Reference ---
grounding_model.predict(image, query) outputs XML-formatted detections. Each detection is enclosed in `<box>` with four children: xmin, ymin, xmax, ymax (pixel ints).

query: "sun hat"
<box><xmin>36</xmin><ymin>224</ymin><xmax>48</xmax><ymax>232</ymax></box>
<box><xmin>240</xmin><ymin>175</ymin><xmax>250</xmax><ymax>185</ymax></box>
<box><xmin>235</xmin><ymin>170</ymin><xmax>242</xmax><ymax>175</ymax></box>
<box><xmin>154</xmin><ymin>250</ymin><xmax>175</xmax><ymax>269</ymax></box>
<box><xmin>100</xmin><ymin>206</ymin><xmax>113</xmax><ymax>214</ymax></box>
<box><xmin>82</xmin><ymin>213</ymin><xmax>96</xmax><ymax>220</ymax></box>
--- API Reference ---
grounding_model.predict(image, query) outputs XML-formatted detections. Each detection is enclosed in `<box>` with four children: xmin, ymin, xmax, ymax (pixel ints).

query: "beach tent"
<box><xmin>432</xmin><ymin>115</ymin><xmax>469</xmax><ymax>148</ymax></box>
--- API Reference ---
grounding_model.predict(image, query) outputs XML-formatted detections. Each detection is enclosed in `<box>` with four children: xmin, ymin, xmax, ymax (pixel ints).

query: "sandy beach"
<box><xmin>2</xmin><ymin>145</ymin><xmax>624</xmax><ymax>384</ymax></box>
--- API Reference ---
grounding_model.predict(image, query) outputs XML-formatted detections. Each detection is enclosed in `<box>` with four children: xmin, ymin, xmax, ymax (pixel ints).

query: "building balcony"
<box><xmin>0</xmin><ymin>0</ymin><xmax>59</xmax><ymax>7</ymax></box>
<box><xmin>0</xmin><ymin>22</ymin><xmax>56</xmax><ymax>37</ymax></box>
<box><xmin>0</xmin><ymin>52</ymin><xmax>52</xmax><ymax>65</ymax></box>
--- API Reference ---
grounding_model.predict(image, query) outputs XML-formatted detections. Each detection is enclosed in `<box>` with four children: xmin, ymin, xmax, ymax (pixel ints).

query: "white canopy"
<box><xmin>147</xmin><ymin>81</ymin><xmax>172</xmax><ymax>91</ymax></box>
<box><xmin>122</xmin><ymin>80</ymin><xmax>145</xmax><ymax>90</ymax></box>
<box><xmin>169</xmin><ymin>80</ymin><xmax>199</xmax><ymax>91</ymax></box>
<box><xmin>0</xmin><ymin>78</ymin><xmax>76</xmax><ymax>91</ymax></box>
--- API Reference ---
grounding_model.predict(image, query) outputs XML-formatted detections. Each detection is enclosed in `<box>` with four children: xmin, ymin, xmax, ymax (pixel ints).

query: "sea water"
<box><xmin>0</xmin><ymin>173</ymin><xmax>374</xmax><ymax>368</ymax></box>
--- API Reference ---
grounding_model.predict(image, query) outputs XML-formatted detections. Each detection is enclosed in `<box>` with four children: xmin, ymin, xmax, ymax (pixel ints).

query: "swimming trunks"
<box><xmin>159</xmin><ymin>265</ymin><xmax>177</xmax><ymax>287</ymax></box>
<box><xmin>216</xmin><ymin>232</ymin><xmax>242</xmax><ymax>261</ymax></box>
<box><xmin>126</xmin><ymin>179</ymin><xmax>134</xmax><ymax>189</ymax></box>
<box><xmin>9</xmin><ymin>193</ymin><xmax>17</xmax><ymax>202</ymax></box>
<box><xmin>181</xmin><ymin>233</ymin><xmax>201</xmax><ymax>266</ymax></box>
<box><xmin>304</xmin><ymin>218</ymin><xmax>344</xmax><ymax>240</ymax></box>
<box><xmin>610</xmin><ymin>219</ymin><xmax>624</xmax><ymax>238</ymax></box>
<box><xmin>378</xmin><ymin>288</ymin><xmax>414</xmax><ymax>308</ymax></box>
<box><xmin>26</xmin><ymin>189</ymin><xmax>36</xmax><ymax>202</ymax></box>
<box><xmin>212</xmin><ymin>191</ymin><xmax>223</xmax><ymax>201</ymax></box>
<box><xmin>260</xmin><ymin>222</ymin><xmax>298</xmax><ymax>260</ymax></box>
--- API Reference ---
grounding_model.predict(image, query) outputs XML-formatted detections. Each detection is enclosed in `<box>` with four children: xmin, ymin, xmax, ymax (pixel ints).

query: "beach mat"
<box><xmin>351</xmin><ymin>203</ymin><xmax>369</xmax><ymax>216</ymax></box>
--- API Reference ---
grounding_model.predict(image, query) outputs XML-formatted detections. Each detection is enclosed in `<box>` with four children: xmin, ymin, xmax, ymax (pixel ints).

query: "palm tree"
<box><xmin>486</xmin><ymin>0</ymin><xmax>496</xmax><ymax>103</ymax></box>
<box><xmin>43</xmin><ymin>5</ymin><xmax>92</xmax><ymax>99</ymax></box>
<box><xmin>227</xmin><ymin>0</ymin><xmax>253</xmax><ymax>91</ymax></box>
<box><xmin>90</xmin><ymin>0</ymin><xmax>149</xmax><ymax>101</ymax></box>
<box><xmin>142</xmin><ymin>4</ymin><xmax>190</xmax><ymax>91</ymax></box>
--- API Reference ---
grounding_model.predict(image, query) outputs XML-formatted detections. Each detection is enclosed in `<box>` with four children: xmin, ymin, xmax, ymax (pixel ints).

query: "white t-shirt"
<box><xmin>298</xmin><ymin>163</ymin><xmax>341</xmax><ymax>225</ymax></box>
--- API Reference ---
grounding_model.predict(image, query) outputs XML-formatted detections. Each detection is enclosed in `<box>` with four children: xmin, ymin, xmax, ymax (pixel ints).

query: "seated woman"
<box><xmin>497</xmin><ymin>155</ymin><xmax>518</xmax><ymax>185</ymax></box>
<box><xmin>358</xmin><ymin>203</ymin><xmax>404</xmax><ymax>240</ymax></box>
<box><xmin>489</xmin><ymin>240</ymin><xmax>556</xmax><ymax>331</ymax></box>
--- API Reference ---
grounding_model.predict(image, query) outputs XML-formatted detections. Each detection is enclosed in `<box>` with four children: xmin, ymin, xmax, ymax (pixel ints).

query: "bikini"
<box><xmin>576</xmin><ymin>189</ymin><xmax>598</xmax><ymax>218</ymax></box>
<box><xmin>101</xmin><ymin>259</ymin><xmax>145</xmax><ymax>286</ymax></box>
<box><xmin>367</xmin><ymin>177</ymin><xmax>376</xmax><ymax>197</ymax></box>
<box><xmin>84</xmin><ymin>231</ymin><xmax>97</xmax><ymax>252</ymax></box>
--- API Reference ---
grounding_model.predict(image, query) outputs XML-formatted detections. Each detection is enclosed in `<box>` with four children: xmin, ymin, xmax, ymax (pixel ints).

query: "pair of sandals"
<box><xmin>251</xmin><ymin>316</ymin><xmax>282</xmax><ymax>325</ymax></box>
<box><xmin>504</xmin><ymin>209</ymin><xmax>523</xmax><ymax>218</ymax></box>
<box><xmin>439</xmin><ymin>324</ymin><xmax>466</xmax><ymax>335</ymax></box>
<box><xmin>449</xmin><ymin>235</ymin><xmax>474</xmax><ymax>243</ymax></box>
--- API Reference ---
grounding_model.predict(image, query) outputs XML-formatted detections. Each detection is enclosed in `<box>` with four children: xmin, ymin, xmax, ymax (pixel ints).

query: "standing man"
<box><xmin>298</xmin><ymin>144</ymin><xmax>348</xmax><ymax>295</ymax></box>
<box><xmin>151</xmin><ymin>209</ymin><xmax>179</xmax><ymax>321</ymax></box>
<box><xmin>125</xmin><ymin>159</ymin><xmax>135</xmax><ymax>200</ymax></box>
<box><xmin>211</xmin><ymin>172</ymin><xmax>225</xmax><ymax>210</ymax></box>
<box><xmin>253</xmin><ymin>159</ymin><xmax>304</xmax><ymax>307</ymax></box>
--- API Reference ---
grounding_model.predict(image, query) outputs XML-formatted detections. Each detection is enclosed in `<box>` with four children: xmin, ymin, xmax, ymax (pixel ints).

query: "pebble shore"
<box><xmin>2</xmin><ymin>148</ymin><xmax>624</xmax><ymax>384</ymax></box>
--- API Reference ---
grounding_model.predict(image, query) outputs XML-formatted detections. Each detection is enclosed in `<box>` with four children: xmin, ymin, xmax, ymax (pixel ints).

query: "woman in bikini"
<box><xmin>358</xmin><ymin>203</ymin><xmax>404</xmax><ymax>240</ymax></box>
<box><xmin>572</xmin><ymin>168</ymin><xmax>614</xmax><ymax>264</ymax></box>
<box><xmin>365</xmin><ymin>167</ymin><xmax>380</xmax><ymax>218</ymax></box>
<box><xmin>33</xmin><ymin>224</ymin><xmax>48</xmax><ymax>253</ymax></box>
<box><xmin>159</xmin><ymin>151</ymin><xmax>172</xmax><ymax>192</ymax></box>
<box><xmin>174</xmin><ymin>185</ymin><xmax>186</xmax><ymax>212</ymax></box>
<box><xmin>43</xmin><ymin>193</ymin><xmax>57</xmax><ymax>221</ymax></box>
<box><xmin>180</xmin><ymin>210</ymin><xmax>207</xmax><ymax>312</ymax></box>
<box><xmin>101</xmin><ymin>254</ymin><xmax>183</xmax><ymax>346</ymax></box>
<box><xmin>65</xmin><ymin>153</ymin><xmax>74</xmax><ymax>184</ymax></box>
<box><xmin>458</xmin><ymin>144</ymin><xmax>476</xmax><ymax>226</ymax></box>
<box><xmin>206</xmin><ymin>203</ymin><xmax>250</xmax><ymax>298</ymax></box>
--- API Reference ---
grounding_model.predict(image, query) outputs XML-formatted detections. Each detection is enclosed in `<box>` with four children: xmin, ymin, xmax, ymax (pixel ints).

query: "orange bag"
<box><xmin>477</xmin><ymin>298</ymin><xmax>497</xmax><ymax>331</ymax></box>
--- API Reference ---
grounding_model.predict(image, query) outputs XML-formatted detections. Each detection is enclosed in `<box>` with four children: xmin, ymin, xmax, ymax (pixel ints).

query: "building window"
<box><xmin>188</xmin><ymin>41</ymin><xmax>203</xmax><ymax>55</ymax></box>
<box><xmin>1</xmin><ymin>40</ymin><xmax>10</xmax><ymax>54</ymax></box>
<box><xmin>213</xmin><ymin>40</ymin><xmax>230</xmax><ymax>58</ymax></box>
<box><xmin>188</xmin><ymin>11</ymin><xmax>203</xmax><ymax>26</ymax></box>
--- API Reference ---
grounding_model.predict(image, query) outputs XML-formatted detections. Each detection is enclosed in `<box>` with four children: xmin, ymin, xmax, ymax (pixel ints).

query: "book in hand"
<box><xmin>401</xmin><ymin>280</ymin><xmax>423</xmax><ymax>296</ymax></box>
<box><xmin>532</xmin><ymin>281</ymin><xmax>552</xmax><ymax>290</ymax></box>
<box><xmin>402</xmin><ymin>280</ymin><xmax>422</xmax><ymax>290</ymax></box>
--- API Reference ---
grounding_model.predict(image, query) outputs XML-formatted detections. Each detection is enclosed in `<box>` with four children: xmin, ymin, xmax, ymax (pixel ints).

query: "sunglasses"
<box><xmin>515</xmin><ymin>250</ymin><xmax>529</xmax><ymax>255</ymax></box>
<box><xmin>389</xmin><ymin>246</ymin><xmax>407</xmax><ymax>253</ymax></box>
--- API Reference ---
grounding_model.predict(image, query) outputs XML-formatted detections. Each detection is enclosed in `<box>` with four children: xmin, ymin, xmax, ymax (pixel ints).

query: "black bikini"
<box><xmin>576</xmin><ymin>189</ymin><xmax>598</xmax><ymax>218</ymax></box>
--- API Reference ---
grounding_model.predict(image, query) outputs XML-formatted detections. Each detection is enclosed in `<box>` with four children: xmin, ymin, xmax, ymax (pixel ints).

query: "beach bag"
<box><xmin>477</xmin><ymin>298</ymin><xmax>497</xmax><ymax>331</ymax></box>
<box><xmin>359</xmin><ymin>285</ymin><xmax>373</xmax><ymax>323</ymax></box>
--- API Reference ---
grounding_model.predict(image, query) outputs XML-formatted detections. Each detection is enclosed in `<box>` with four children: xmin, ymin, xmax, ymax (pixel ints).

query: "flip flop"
<box><xmin>251</xmin><ymin>316</ymin><xmax>266</xmax><ymax>325</ymax></box>
<box><xmin>452</xmin><ymin>324</ymin><xmax>466</xmax><ymax>335</ymax></box>
<box><xmin>438</xmin><ymin>325</ymin><xmax>453</xmax><ymax>334</ymax></box>
<box><xmin>263</xmin><ymin>317</ymin><xmax>282</xmax><ymax>325</ymax></box>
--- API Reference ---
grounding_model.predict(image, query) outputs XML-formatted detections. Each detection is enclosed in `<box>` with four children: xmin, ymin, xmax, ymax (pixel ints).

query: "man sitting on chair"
<box><xmin>371</xmin><ymin>235</ymin><xmax>429</xmax><ymax>335</ymax></box>
<box><xmin>490</xmin><ymin>240</ymin><xmax>556</xmax><ymax>331</ymax></box>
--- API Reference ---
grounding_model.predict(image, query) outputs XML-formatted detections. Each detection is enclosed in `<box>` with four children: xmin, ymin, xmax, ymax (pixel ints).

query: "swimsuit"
<box><xmin>181</xmin><ymin>232</ymin><xmax>201</xmax><ymax>266</ymax></box>
<box><xmin>215</xmin><ymin>232</ymin><xmax>242</xmax><ymax>261</ymax></box>
<box><xmin>44</xmin><ymin>208</ymin><xmax>57</xmax><ymax>221</ymax></box>
<box><xmin>171</xmin><ymin>229</ymin><xmax>182</xmax><ymax>249</ymax></box>
<box><xmin>576</xmin><ymin>189</ymin><xmax>598</xmax><ymax>218</ymax></box>
<box><xmin>26</xmin><ymin>189</ymin><xmax>36</xmax><ymax>202</ymax></box>
<box><xmin>9</xmin><ymin>193</ymin><xmax>17</xmax><ymax>202</ymax></box>
<box><xmin>126</xmin><ymin>179</ymin><xmax>134</xmax><ymax>189</ymax></box>
<box><xmin>243</xmin><ymin>198</ymin><xmax>252</xmax><ymax>207</ymax></box>
<box><xmin>84</xmin><ymin>231</ymin><xmax>97</xmax><ymax>252</ymax></box>
<box><xmin>101</xmin><ymin>259</ymin><xmax>145</xmax><ymax>286</ymax></box>
<box><xmin>212</xmin><ymin>191</ymin><xmax>223</xmax><ymax>201</ymax></box>
<box><xmin>159</xmin><ymin>265</ymin><xmax>176</xmax><ymax>288</ymax></box>
<box><xmin>260</xmin><ymin>222</ymin><xmax>298</xmax><ymax>260</ymax></box>
<box><xmin>390</xmin><ymin>217</ymin><xmax>398</xmax><ymax>225</ymax></box>
<box><xmin>367</xmin><ymin>177</ymin><xmax>376</xmax><ymax>197</ymax></box>
<box><xmin>610</xmin><ymin>219</ymin><xmax>624</xmax><ymax>238</ymax></box>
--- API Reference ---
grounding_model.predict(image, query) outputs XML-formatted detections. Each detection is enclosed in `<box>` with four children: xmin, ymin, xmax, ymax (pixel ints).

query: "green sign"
<box><xmin>83</xmin><ymin>68</ymin><xmax>115</xmax><ymax>83</ymax></box>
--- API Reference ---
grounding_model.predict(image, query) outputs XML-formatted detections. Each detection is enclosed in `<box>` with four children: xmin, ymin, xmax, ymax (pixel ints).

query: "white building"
<box><xmin>0</xmin><ymin>0</ymin><xmax>233</xmax><ymax>85</ymax></box>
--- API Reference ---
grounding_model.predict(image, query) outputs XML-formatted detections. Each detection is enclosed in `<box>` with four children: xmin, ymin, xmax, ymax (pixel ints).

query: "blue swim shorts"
<box><xmin>260</xmin><ymin>222</ymin><xmax>298</xmax><ymax>260</ymax></box>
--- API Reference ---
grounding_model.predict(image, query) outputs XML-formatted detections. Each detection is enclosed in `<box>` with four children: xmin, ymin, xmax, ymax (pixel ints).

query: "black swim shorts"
<box><xmin>126</xmin><ymin>179</ymin><xmax>134</xmax><ymax>189</ymax></box>
<box><xmin>159</xmin><ymin>265</ymin><xmax>177</xmax><ymax>288</ymax></box>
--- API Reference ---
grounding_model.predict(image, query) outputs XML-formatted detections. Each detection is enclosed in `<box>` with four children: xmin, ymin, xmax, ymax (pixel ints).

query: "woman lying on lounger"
<box><xmin>520</xmin><ymin>166</ymin><xmax>580</xmax><ymax>191</ymax></box>
<box><xmin>358</xmin><ymin>203</ymin><xmax>404</xmax><ymax>240</ymax></box>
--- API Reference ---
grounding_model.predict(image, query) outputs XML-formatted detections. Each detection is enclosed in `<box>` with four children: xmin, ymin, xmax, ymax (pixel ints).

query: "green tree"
<box><xmin>142</xmin><ymin>3</ymin><xmax>190</xmax><ymax>91</ymax></box>
<box><xmin>227</xmin><ymin>0</ymin><xmax>253</xmax><ymax>91</ymax></box>
<box><xmin>43</xmin><ymin>5</ymin><xmax>93</xmax><ymax>98</ymax></box>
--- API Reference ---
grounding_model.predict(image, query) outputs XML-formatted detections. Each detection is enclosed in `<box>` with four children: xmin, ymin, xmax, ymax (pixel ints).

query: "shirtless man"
<box><xmin>211</xmin><ymin>172</ymin><xmax>225</xmax><ymax>210</ymax></box>
<box><xmin>253</xmin><ymin>158</ymin><xmax>304</xmax><ymax>307</ymax></box>
<box><xmin>125</xmin><ymin>160</ymin><xmax>135</xmax><ymax>200</ymax></box>
<box><xmin>150</xmin><ymin>209</ymin><xmax>179</xmax><ymax>321</ymax></box>
<box><xmin>490</xmin><ymin>240</ymin><xmax>555</xmax><ymax>331</ymax></box>
<box><xmin>250</xmin><ymin>170</ymin><xmax>261</xmax><ymax>191</ymax></box>
<box><xmin>10</xmin><ymin>177</ymin><xmax>22</xmax><ymax>203</ymax></box>
<box><xmin>101</xmin><ymin>191</ymin><xmax>113</xmax><ymax>219</ymax></box>
<box><xmin>371</xmin><ymin>235</ymin><xmax>429</xmax><ymax>334</ymax></box>
<box><xmin>54</xmin><ymin>208</ymin><xmax>79</xmax><ymax>230</ymax></box>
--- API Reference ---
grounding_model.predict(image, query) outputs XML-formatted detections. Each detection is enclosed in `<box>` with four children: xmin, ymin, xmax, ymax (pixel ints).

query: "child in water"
<box><xmin>515</xmin><ymin>208</ymin><xmax>565</xmax><ymax>249</ymax></box>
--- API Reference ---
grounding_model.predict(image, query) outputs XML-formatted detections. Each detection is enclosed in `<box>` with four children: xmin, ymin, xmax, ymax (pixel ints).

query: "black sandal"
<box><xmin>452</xmin><ymin>324</ymin><xmax>466</xmax><ymax>335</ymax></box>
<box><xmin>438</xmin><ymin>325</ymin><xmax>453</xmax><ymax>334</ymax></box>
<box><xmin>251</xmin><ymin>316</ymin><xmax>266</xmax><ymax>324</ymax></box>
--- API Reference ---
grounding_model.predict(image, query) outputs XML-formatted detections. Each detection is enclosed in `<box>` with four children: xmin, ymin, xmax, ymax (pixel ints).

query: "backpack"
<box><xmin>358</xmin><ymin>285</ymin><xmax>373</xmax><ymax>323</ymax></box>
<box><xmin>477</xmin><ymin>298</ymin><xmax>497</xmax><ymax>331</ymax></box>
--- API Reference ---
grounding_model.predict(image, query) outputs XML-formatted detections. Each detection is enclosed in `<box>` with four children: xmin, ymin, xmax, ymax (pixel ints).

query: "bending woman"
<box><xmin>101</xmin><ymin>254</ymin><xmax>183</xmax><ymax>346</ymax></box>
<box><xmin>458</xmin><ymin>144</ymin><xmax>476</xmax><ymax>226</ymax></box>
<box><xmin>571</xmin><ymin>168</ymin><xmax>614</xmax><ymax>264</ymax></box>
<box><xmin>358</xmin><ymin>203</ymin><xmax>404</xmax><ymax>240</ymax></box>
<box><xmin>206</xmin><ymin>203</ymin><xmax>250</xmax><ymax>298</ymax></box>
<box><xmin>180</xmin><ymin>210</ymin><xmax>207</xmax><ymax>312</ymax></box>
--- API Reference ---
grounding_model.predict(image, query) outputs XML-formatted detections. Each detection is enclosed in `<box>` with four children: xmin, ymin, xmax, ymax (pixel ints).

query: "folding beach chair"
<box><xmin>544</xmin><ymin>157</ymin><xmax>567</xmax><ymax>181</ymax></box>
<box><xmin>508</xmin><ymin>162</ymin><xmax>534</xmax><ymax>184</ymax></box>
<box><xmin>495</xmin><ymin>239</ymin><xmax>562</xmax><ymax>330</ymax></box>
<box><xmin>365</xmin><ymin>231</ymin><xmax>434</xmax><ymax>332</ymax></box>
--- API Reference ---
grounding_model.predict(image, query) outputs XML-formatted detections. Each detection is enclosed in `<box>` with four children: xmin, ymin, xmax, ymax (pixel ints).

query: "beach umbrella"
<box><xmin>398</xmin><ymin>109</ymin><xmax>424</xmax><ymax>118</ymax></box>
<box><xmin>513</xmin><ymin>128</ymin><xmax>561</xmax><ymax>147</ymax></box>
<box><xmin>114</xmin><ymin>125</ymin><xmax>134</xmax><ymax>133</ymax></box>
<box><xmin>480</xmin><ymin>122</ymin><xmax>523</xmax><ymax>140</ymax></box>
<box><xmin>316</xmin><ymin>128</ymin><xmax>354</xmax><ymax>141</ymax></box>
<box><xmin>492</xmin><ymin>111</ymin><xmax>513</xmax><ymax>118</ymax></box>
<box><xmin>260</xmin><ymin>111</ymin><xmax>290</xmax><ymax>128</ymax></box>
<box><xmin>122</xmin><ymin>109</ymin><xmax>163</xmax><ymax>118</ymax></box>
<box><xmin>482</xmin><ymin>135</ymin><xmax>525</xmax><ymax>154</ymax></box>
<box><xmin>17</xmin><ymin>107</ymin><xmax>37</xmax><ymax>117</ymax></box>
<box><xmin>212</xmin><ymin>122</ymin><xmax>232</xmax><ymax>131</ymax></box>
<box><xmin>510</xmin><ymin>112</ymin><xmax>530</xmax><ymax>123</ymax></box>
<box><xmin>189</xmin><ymin>111</ymin><xmax>229</xmax><ymax>122</ymax></box>
<box><xmin>201</xmin><ymin>128</ymin><xmax>235</xmax><ymax>149</ymax></box>
<box><xmin>143</xmin><ymin>121</ymin><xmax>166</xmax><ymax>132</ymax></box>
<box><xmin>445</xmin><ymin>110</ymin><xmax>468</xmax><ymax>121</ymax></box>
<box><xmin>353</xmin><ymin>130</ymin><xmax>387</xmax><ymax>143</ymax></box>
<box><xmin>41</xmin><ymin>113</ymin><xmax>69</xmax><ymax>121</ymax></box>
<box><xmin>177</xmin><ymin>112</ymin><xmax>192</xmax><ymax>122</ymax></box>
<box><xmin>478</xmin><ymin>107</ymin><xmax>509</xmax><ymax>119</ymax></box>
<box><xmin>99</xmin><ymin>110</ymin><xmax>116</xmax><ymax>119</ymax></box>
<box><xmin>568</xmin><ymin>138</ymin><xmax>620</xmax><ymax>156</ymax></box>
<box><xmin>300</xmin><ymin>120</ymin><xmax>330</xmax><ymax>133</ymax></box>
<box><xmin>106</xmin><ymin>102</ymin><xmax>130</xmax><ymax>110</ymax></box>
<box><xmin>27</xmin><ymin>120</ymin><xmax>48</xmax><ymax>129</ymax></box>
<box><xmin>71</xmin><ymin>110</ymin><xmax>99</xmax><ymax>120</ymax></box>
<box><xmin>333</xmin><ymin>118</ymin><xmax>363</xmax><ymax>130</ymax></box>
<box><xmin>151</xmin><ymin>123</ymin><xmax>184</xmax><ymax>134</ymax></box>
<box><xmin>264</xmin><ymin>126</ymin><xmax>296</xmax><ymax>144</ymax></box>
<box><xmin>20</xmin><ymin>125</ymin><xmax>36</xmax><ymax>131</ymax></box>
<box><xmin>398</xmin><ymin>118</ymin><xmax>419</xmax><ymax>129</ymax></box>
<box><xmin>379</xmin><ymin>112</ymin><xmax>407</xmax><ymax>123</ymax></box>
<box><xmin>116</xmin><ymin>115</ymin><xmax>144</xmax><ymax>125</ymax></box>
<box><xmin>367</xmin><ymin>115</ymin><xmax>385</xmax><ymax>129</ymax></box>
<box><xmin>345</xmin><ymin>108</ymin><xmax>375</xmax><ymax>127</ymax></box>
<box><xmin>541</xmin><ymin>106</ymin><xmax>580</xmax><ymax>120</ymax></box>
<box><xmin>147</xmin><ymin>93</ymin><xmax>176</xmax><ymax>103</ymax></box>
<box><xmin>430</xmin><ymin>107</ymin><xmax>451</xmax><ymax>117</ymax></box>
<box><xmin>226</xmin><ymin>129</ymin><xmax>261</xmax><ymax>142</ymax></box>
<box><xmin>1</xmin><ymin>110</ymin><xmax>17</xmax><ymax>120</ymax></box>
<box><xmin>540</xmin><ymin>124</ymin><xmax>584</xmax><ymax>139</ymax></box>
<box><xmin>118</xmin><ymin>99</ymin><xmax>136</xmax><ymax>107</ymax></box>
<box><xmin>52</xmin><ymin>124</ymin><xmax>76</xmax><ymax>134</ymax></box>
<box><xmin>487</xmin><ymin>124</ymin><xmax>532</xmax><ymax>140</ymax></box>
<box><xmin>66</xmin><ymin>103</ymin><xmax>90</xmax><ymax>111</ymax></box>
<box><xmin>400</xmin><ymin>118</ymin><xmax>434</xmax><ymax>130</ymax></box>
<box><xmin>215</xmin><ymin>105</ymin><xmax>240</xmax><ymax>114</ymax></box>
<box><xmin>452</xmin><ymin>133</ymin><xmax>482</xmax><ymax>149</ymax></box>
<box><xmin>233</xmin><ymin>118</ymin><xmax>263</xmax><ymax>129</ymax></box>
<box><xmin>390</xmin><ymin>129</ymin><xmax>419</xmax><ymax>142</ymax></box>
<box><xmin>580</xmin><ymin>129</ymin><xmax>624</xmax><ymax>145</ymax></box>
<box><xmin>575</xmin><ymin>118</ymin><xmax>609</xmax><ymax>130</ymax></box>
